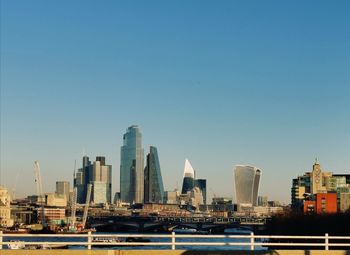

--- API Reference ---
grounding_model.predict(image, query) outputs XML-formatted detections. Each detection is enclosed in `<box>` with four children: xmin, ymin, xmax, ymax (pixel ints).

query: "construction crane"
<box><xmin>11</xmin><ymin>172</ymin><xmax>20</xmax><ymax>200</ymax></box>
<box><xmin>210</xmin><ymin>188</ymin><xmax>217</xmax><ymax>204</ymax></box>
<box><xmin>34</xmin><ymin>161</ymin><xmax>46</xmax><ymax>228</ymax></box>
<box><xmin>70</xmin><ymin>187</ymin><xmax>77</xmax><ymax>230</ymax></box>
<box><xmin>81</xmin><ymin>183</ymin><xmax>92</xmax><ymax>229</ymax></box>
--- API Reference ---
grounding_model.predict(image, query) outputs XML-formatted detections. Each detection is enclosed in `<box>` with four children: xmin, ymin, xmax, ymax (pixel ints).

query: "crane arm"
<box><xmin>82</xmin><ymin>184</ymin><xmax>92</xmax><ymax>229</ymax></box>
<box><xmin>70</xmin><ymin>187</ymin><xmax>77</xmax><ymax>230</ymax></box>
<box><xmin>34</xmin><ymin>161</ymin><xmax>46</xmax><ymax>228</ymax></box>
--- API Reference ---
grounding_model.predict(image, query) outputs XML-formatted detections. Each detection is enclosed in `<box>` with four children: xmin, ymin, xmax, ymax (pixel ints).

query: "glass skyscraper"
<box><xmin>234</xmin><ymin>165</ymin><xmax>261</xmax><ymax>208</ymax></box>
<box><xmin>144</xmin><ymin>146</ymin><xmax>165</xmax><ymax>203</ymax></box>
<box><xmin>74</xmin><ymin>156</ymin><xmax>112</xmax><ymax>204</ymax></box>
<box><xmin>74</xmin><ymin>156</ymin><xmax>91</xmax><ymax>204</ymax></box>
<box><xmin>120</xmin><ymin>125</ymin><xmax>144</xmax><ymax>203</ymax></box>
<box><xmin>181</xmin><ymin>159</ymin><xmax>195</xmax><ymax>194</ymax></box>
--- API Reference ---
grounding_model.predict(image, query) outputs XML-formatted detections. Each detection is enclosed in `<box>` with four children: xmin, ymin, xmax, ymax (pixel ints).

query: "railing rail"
<box><xmin>1</xmin><ymin>231</ymin><xmax>350</xmax><ymax>250</ymax></box>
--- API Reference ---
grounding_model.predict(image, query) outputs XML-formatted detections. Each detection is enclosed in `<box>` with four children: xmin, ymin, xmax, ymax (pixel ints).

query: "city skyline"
<box><xmin>0</xmin><ymin>123</ymin><xmax>348</xmax><ymax>204</ymax></box>
<box><xmin>1</xmin><ymin>1</ymin><xmax>350</xmax><ymax>203</ymax></box>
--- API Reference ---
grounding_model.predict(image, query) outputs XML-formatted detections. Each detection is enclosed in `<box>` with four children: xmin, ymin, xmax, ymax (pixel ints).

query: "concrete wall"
<box><xmin>1</xmin><ymin>250</ymin><xmax>350</xmax><ymax>255</ymax></box>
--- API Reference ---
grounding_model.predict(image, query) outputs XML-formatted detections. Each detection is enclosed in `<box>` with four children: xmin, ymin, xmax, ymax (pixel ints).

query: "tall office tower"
<box><xmin>74</xmin><ymin>156</ymin><xmax>92</xmax><ymax>203</ymax></box>
<box><xmin>311</xmin><ymin>159</ymin><xmax>323</xmax><ymax>194</ymax></box>
<box><xmin>181</xmin><ymin>159</ymin><xmax>195</xmax><ymax>194</ymax></box>
<box><xmin>144</xmin><ymin>146</ymin><xmax>165</xmax><ymax>203</ymax></box>
<box><xmin>55</xmin><ymin>181</ymin><xmax>70</xmax><ymax>200</ymax></box>
<box><xmin>194</xmin><ymin>179</ymin><xmax>207</xmax><ymax>205</ymax></box>
<box><xmin>74</xmin><ymin>156</ymin><xmax>112</xmax><ymax>204</ymax></box>
<box><xmin>234</xmin><ymin>165</ymin><xmax>261</xmax><ymax>208</ymax></box>
<box><xmin>120</xmin><ymin>125</ymin><xmax>144</xmax><ymax>203</ymax></box>
<box><xmin>75</xmin><ymin>157</ymin><xmax>88</xmax><ymax>204</ymax></box>
<box><xmin>90</xmin><ymin>157</ymin><xmax>112</xmax><ymax>204</ymax></box>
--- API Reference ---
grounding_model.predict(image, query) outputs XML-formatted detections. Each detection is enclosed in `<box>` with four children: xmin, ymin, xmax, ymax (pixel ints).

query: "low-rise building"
<box><xmin>165</xmin><ymin>190</ymin><xmax>180</xmax><ymax>204</ymax></box>
<box><xmin>212</xmin><ymin>197</ymin><xmax>234</xmax><ymax>212</ymax></box>
<box><xmin>258</xmin><ymin>196</ymin><xmax>268</xmax><ymax>207</ymax></box>
<box><xmin>36</xmin><ymin>207</ymin><xmax>66</xmax><ymax>224</ymax></box>
<box><xmin>339</xmin><ymin>193</ymin><xmax>350</xmax><ymax>212</ymax></box>
<box><xmin>0</xmin><ymin>186</ymin><xmax>14</xmax><ymax>227</ymax></box>
<box><xmin>253</xmin><ymin>206</ymin><xmax>284</xmax><ymax>216</ymax></box>
<box><xmin>292</xmin><ymin>160</ymin><xmax>350</xmax><ymax>213</ymax></box>
<box><xmin>45</xmin><ymin>193</ymin><xmax>67</xmax><ymax>207</ymax></box>
<box><xmin>143</xmin><ymin>203</ymin><xmax>179</xmax><ymax>211</ymax></box>
<box><xmin>303</xmin><ymin>193</ymin><xmax>337</xmax><ymax>214</ymax></box>
<box><xmin>11</xmin><ymin>205</ymin><xmax>35</xmax><ymax>225</ymax></box>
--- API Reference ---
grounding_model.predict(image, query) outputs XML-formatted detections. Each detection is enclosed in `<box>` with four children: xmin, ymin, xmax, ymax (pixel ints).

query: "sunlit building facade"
<box><xmin>120</xmin><ymin>125</ymin><xmax>144</xmax><ymax>203</ymax></box>
<box><xmin>0</xmin><ymin>186</ymin><xmax>14</xmax><ymax>227</ymax></box>
<box><xmin>291</xmin><ymin>160</ymin><xmax>350</xmax><ymax>213</ymax></box>
<box><xmin>74</xmin><ymin>156</ymin><xmax>112</xmax><ymax>204</ymax></box>
<box><xmin>55</xmin><ymin>181</ymin><xmax>70</xmax><ymax>201</ymax></box>
<box><xmin>234</xmin><ymin>165</ymin><xmax>261</xmax><ymax>209</ymax></box>
<box><xmin>181</xmin><ymin>159</ymin><xmax>195</xmax><ymax>194</ymax></box>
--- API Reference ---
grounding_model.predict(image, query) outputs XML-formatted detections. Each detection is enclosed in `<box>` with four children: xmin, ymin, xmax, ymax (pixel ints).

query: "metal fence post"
<box><xmin>325</xmin><ymin>233</ymin><xmax>329</xmax><ymax>250</ymax></box>
<box><xmin>171</xmin><ymin>232</ymin><xmax>176</xmax><ymax>250</ymax></box>
<box><xmin>250</xmin><ymin>232</ymin><xmax>254</xmax><ymax>251</ymax></box>
<box><xmin>87</xmin><ymin>231</ymin><xmax>92</xmax><ymax>250</ymax></box>
<box><xmin>0</xmin><ymin>231</ymin><xmax>3</xmax><ymax>250</ymax></box>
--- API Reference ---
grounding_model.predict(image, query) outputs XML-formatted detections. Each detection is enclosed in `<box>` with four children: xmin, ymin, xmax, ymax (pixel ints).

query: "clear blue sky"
<box><xmin>1</xmin><ymin>0</ymin><xmax>349</xmax><ymax>203</ymax></box>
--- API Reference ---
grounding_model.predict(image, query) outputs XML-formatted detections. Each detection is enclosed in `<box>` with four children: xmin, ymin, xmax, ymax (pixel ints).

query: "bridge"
<box><xmin>88</xmin><ymin>215</ymin><xmax>268</xmax><ymax>233</ymax></box>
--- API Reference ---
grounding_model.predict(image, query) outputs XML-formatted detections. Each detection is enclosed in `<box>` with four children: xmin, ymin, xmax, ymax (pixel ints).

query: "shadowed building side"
<box><xmin>144</xmin><ymin>146</ymin><xmax>165</xmax><ymax>203</ymax></box>
<box><xmin>194</xmin><ymin>179</ymin><xmax>207</xmax><ymax>205</ymax></box>
<box><xmin>252</xmin><ymin>170</ymin><xmax>261</xmax><ymax>207</ymax></box>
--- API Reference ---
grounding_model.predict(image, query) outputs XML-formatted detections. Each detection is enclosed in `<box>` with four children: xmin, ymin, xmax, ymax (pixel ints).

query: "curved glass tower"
<box><xmin>234</xmin><ymin>165</ymin><xmax>261</xmax><ymax>207</ymax></box>
<box><xmin>120</xmin><ymin>125</ymin><xmax>144</xmax><ymax>203</ymax></box>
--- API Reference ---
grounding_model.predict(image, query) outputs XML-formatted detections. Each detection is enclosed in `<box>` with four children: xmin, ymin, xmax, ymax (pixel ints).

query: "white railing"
<box><xmin>1</xmin><ymin>231</ymin><xmax>350</xmax><ymax>250</ymax></box>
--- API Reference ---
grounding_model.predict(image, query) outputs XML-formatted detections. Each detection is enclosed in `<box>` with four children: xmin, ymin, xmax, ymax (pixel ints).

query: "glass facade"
<box><xmin>144</xmin><ymin>146</ymin><xmax>165</xmax><ymax>203</ymax></box>
<box><xmin>234</xmin><ymin>165</ymin><xmax>261</xmax><ymax>207</ymax></box>
<box><xmin>120</xmin><ymin>125</ymin><xmax>144</xmax><ymax>203</ymax></box>
<box><xmin>74</xmin><ymin>156</ymin><xmax>112</xmax><ymax>204</ymax></box>
<box><xmin>181</xmin><ymin>159</ymin><xmax>196</xmax><ymax>194</ymax></box>
<box><xmin>75</xmin><ymin>156</ymin><xmax>90</xmax><ymax>204</ymax></box>
<box><xmin>194</xmin><ymin>179</ymin><xmax>207</xmax><ymax>205</ymax></box>
<box><xmin>92</xmin><ymin>181</ymin><xmax>107</xmax><ymax>204</ymax></box>
<box><xmin>181</xmin><ymin>177</ymin><xmax>194</xmax><ymax>194</ymax></box>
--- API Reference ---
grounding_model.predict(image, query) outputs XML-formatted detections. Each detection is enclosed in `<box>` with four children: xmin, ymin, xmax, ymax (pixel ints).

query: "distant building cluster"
<box><xmin>4</xmin><ymin>124</ymin><xmax>349</xmax><ymax>231</ymax></box>
<box><xmin>119</xmin><ymin>125</ymin><xmax>207</xmax><ymax>209</ymax></box>
<box><xmin>179</xmin><ymin>159</ymin><xmax>207</xmax><ymax>208</ymax></box>
<box><xmin>291</xmin><ymin>159</ymin><xmax>350</xmax><ymax>213</ymax></box>
<box><xmin>74</xmin><ymin>156</ymin><xmax>112</xmax><ymax>205</ymax></box>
